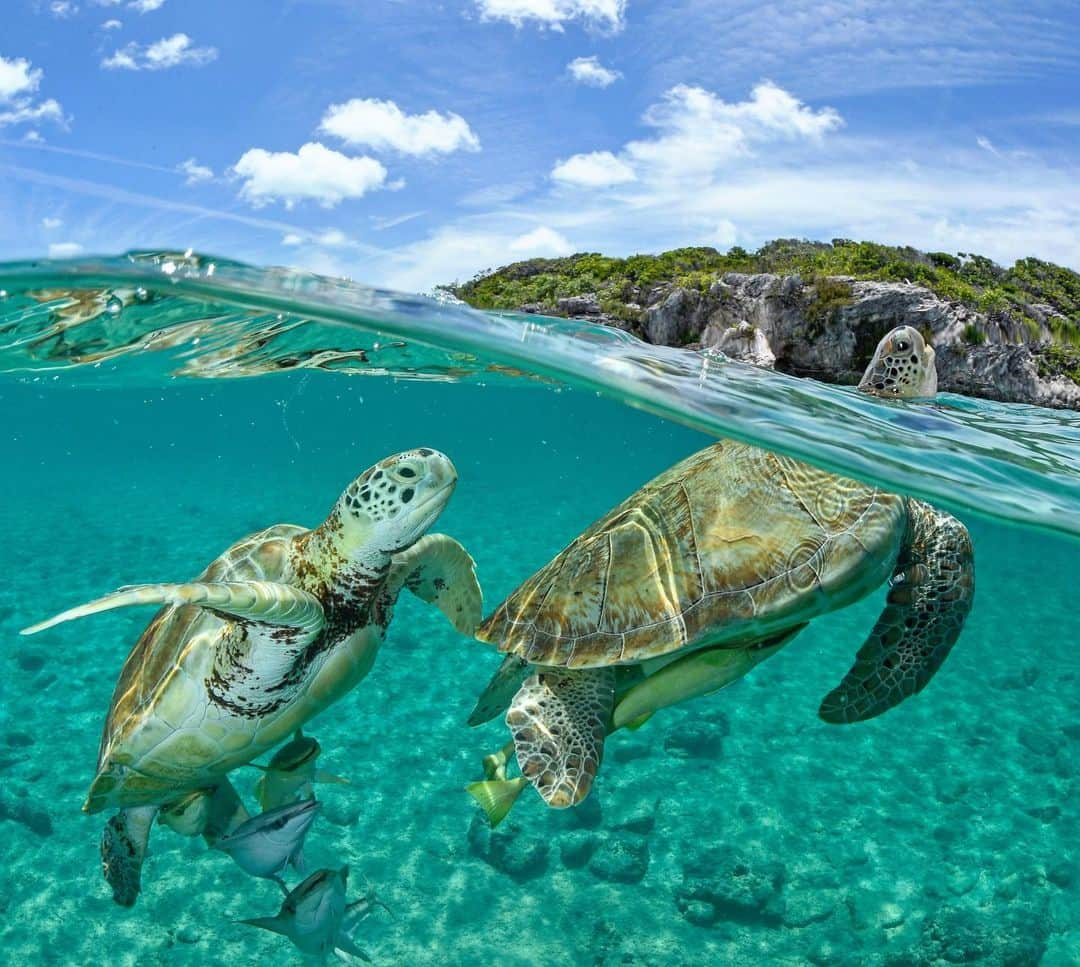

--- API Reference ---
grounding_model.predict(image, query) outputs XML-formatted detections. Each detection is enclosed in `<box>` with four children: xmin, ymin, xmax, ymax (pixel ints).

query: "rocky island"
<box><xmin>446</xmin><ymin>239</ymin><xmax>1080</xmax><ymax>410</ymax></box>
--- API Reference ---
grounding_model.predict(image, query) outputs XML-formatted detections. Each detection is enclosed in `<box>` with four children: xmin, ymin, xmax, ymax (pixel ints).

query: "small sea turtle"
<box><xmin>466</xmin><ymin>331</ymin><xmax>968</xmax><ymax>823</ymax></box>
<box><xmin>22</xmin><ymin>448</ymin><xmax>481</xmax><ymax>905</ymax></box>
<box><xmin>859</xmin><ymin>325</ymin><xmax>937</xmax><ymax>398</ymax></box>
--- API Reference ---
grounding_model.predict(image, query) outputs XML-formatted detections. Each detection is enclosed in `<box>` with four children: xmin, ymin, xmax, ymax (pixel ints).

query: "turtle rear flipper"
<box><xmin>101</xmin><ymin>805</ymin><xmax>157</xmax><ymax>907</ymax></box>
<box><xmin>20</xmin><ymin>581</ymin><xmax>325</xmax><ymax>637</ymax></box>
<box><xmin>819</xmin><ymin>500</ymin><xmax>974</xmax><ymax>723</ymax></box>
<box><xmin>388</xmin><ymin>533</ymin><xmax>482</xmax><ymax>635</ymax></box>
<box><xmin>507</xmin><ymin>668</ymin><xmax>615</xmax><ymax>808</ymax></box>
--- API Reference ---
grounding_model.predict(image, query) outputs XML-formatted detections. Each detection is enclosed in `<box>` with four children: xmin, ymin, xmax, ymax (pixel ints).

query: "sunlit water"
<box><xmin>0</xmin><ymin>253</ymin><xmax>1076</xmax><ymax>966</ymax></box>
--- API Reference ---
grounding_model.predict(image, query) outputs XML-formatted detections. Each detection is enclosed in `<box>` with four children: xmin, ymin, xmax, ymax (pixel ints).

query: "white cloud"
<box><xmin>508</xmin><ymin>226</ymin><xmax>573</xmax><ymax>254</ymax></box>
<box><xmin>567</xmin><ymin>56</ymin><xmax>621</xmax><ymax>87</ymax></box>
<box><xmin>625</xmin><ymin>81</ymin><xmax>842</xmax><ymax>181</ymax></box>
<box><xmin>319</xmin><ymin>98</ymin><xmax>480</xmax><ymax>156</ymax></box>
<box><xmin>23</xmin><ymin>130</ymin><xmax>44</xmax><ymax>142</ymax></box>
<box><xmin>91</xmin><ymin>0</ymin><xmax>122</xmax><ymax>5</ymax></box>
<box><xmin>233</xmin><ymin>142</ymin><xmax>388</xmax><ymax>208</ymax></box>
<box><xmin>475</xmin><ymin>0</ymin><xmax>626</xmax><ymax>30</ymax></box>
<box><xmin>976</xmin><ymin>135</ymin><xmax>999</xmax><ymax>155</ymax></box>
<box><xmin>129</xmin><ymin>0</ymin><xmax>166</xmax><ymax>11</ymax></box>
<box><xmin>102</xmin><ymin>33</ymin><xmax>217</xmax><ymax>71</ymax></box>
<box><xmin>552</xmin><ymin>150</ymin><xmax>636</xmax><ymax>187</ymax></box>
<box><xmin>49</xmin><ymin>2</ymin><xmax>79</xmax><ymax>18</ymax></box>
<box><xmin>48</xmin><ymin>242</ymin><xmax>84</xmax><ymax>258</ymax></box>
<box><xmin>0</xmin><ymin>56</ymin><xmax>41</xmax><ymax>102</ymax></box>
<box><xmin>102</xmin><ymin>18</ymin><xmax>122</xmax><ymax>29</ymax></box>
<box><xmin>42</xmin><ymin>217</ymin><xmax>63</xmax><ymax>229</ymax></box>
<box><xmin>178</xmin><ymin>157</ymin><xmax>213</xmax><ymax>184</ymax></box>
<box><xmin>280</xmin><ymin>228</ymin><xmax>351</xmax><ymax>248</ymax></box>
<box><xmin>0</xmin><ymin>97</ymin><xmax>64</xmax><ymax>128</ymax></box>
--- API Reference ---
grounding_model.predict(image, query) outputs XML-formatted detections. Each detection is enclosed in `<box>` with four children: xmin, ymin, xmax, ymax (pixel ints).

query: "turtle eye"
<box><xmin>895</xmin><ymin>339</ymin><xmax>910</xmax><ymax>352</ymax></box>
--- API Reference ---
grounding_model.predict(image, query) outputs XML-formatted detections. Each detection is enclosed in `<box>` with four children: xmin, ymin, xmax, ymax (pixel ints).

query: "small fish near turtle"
<box><xmin>250</xmin><ymin>728</ymin><xmax>349</xmax><ymax>812</ymax></box>
<box><xmin>240</xmin><ymin>865</ymin><xmax>380</xmax><ymax>963</ymax></box>
<box><xmin>465</xmin><ymin>326</ymin><xmax>974</xmax><ymax>825</ymax></box>
<box><xmin>22</xmin><ymin>448</ymin><xmax>482</xmax><ymax>906</ymax></box>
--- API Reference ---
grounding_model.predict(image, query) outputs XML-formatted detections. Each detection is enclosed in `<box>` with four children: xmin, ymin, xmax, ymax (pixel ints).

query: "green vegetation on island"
<box><xmin>449</xmin><ymin>238</ymin><xmax>1080</xmax><ymax>347</ymax></box>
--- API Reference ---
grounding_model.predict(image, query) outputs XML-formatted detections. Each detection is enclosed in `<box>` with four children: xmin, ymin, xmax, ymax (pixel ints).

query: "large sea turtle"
<box><xmin>466</xmin><ymin>326</ymin><xmax>971</xmax><ymax>823</ymax></box>
<box><xmin>22</xmin><ymin>448</ymin><xmax>481</xmax><ymax>905</ymax></box>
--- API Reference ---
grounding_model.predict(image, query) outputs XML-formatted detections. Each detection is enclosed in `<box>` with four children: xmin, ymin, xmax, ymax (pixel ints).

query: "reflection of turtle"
<box><xmin>467</xmin><ymin>442</ymin><xmax>972</xmax><ymax>823</ymax></box>
<box><xmin>859</xmin><ymin>325</ymin><xmax>937</xmax><ymax>398</ymax></box>
<box><xmin>23</xmin><ymin>448</ymin><xmax>481</xmax><ymax>905</ymax></box>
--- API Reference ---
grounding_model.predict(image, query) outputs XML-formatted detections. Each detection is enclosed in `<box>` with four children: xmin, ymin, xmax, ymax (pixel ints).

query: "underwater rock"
<box><xmin>0</xmin><ymin>792</ymin><xmax>53</xmax><ymax>836</ymax></box>
<box><xmin>559</xmin><ymin>831</ymin><xmax>598</xmax><ymax>869</ymax></box>
<box><xmin>613</xmin><ymin>802</ymin><xmax>656</xmax><ymax>836</ymax></box>
<box><xmin>904</xmin><ymin>902</ymin><xmax>1049</xmax><ymax>966</ymax></box>
<box><xmin>676</xmin><ymin>845</ymin><xmax>785</xmax><ymax>926</ymax></box>
<box><xmin>780</xmin><ymin>888</ymin><xmax>839</xmax><ymax>928</ymax></box>
<box><xmin>564</xmin><ymin>793</ymin><xmax>604</xmax><ymax>830</ymax></box>
<box><xmin>587</xmin><ymin>833</ymin><xmax>650</xmax><ymax>884</ymax></box>
<box><xmin>992</xmin><ymin>664</ymin><xmax>1040</xmax><ymax>690</ymax></box>
<box><xmin>662</xmin><ymin>721</ymin><xmax>725</xmax><ymax>759</ymax></box>
<box><xmin>1045</xmin><ymin>857</ymin><xmax>1075</xmax><ymax>889</ymax></box>
<box><xmin>4</xmin><ymin>732</ymin><xmax>35</xmax><ymax>749</ymax></box>
<box><xmin>1042</xmin><ymin>931</ymin><xmax>1080</xmax><ymax>967</ymax></box>
<box><xmin>15</xmin><ymin>652</ymin><xmax>45</xmax><ymax>673</ymax></box>
<box><xmin>1017</xmin><ymin>725</ymin><xmax>1062</xmax><ymax>757</ymax></box>
<box><xmin>466</xmin><ymin>814</ymin><xmax>549</xmax><ymax>881</ymax></box>
<box><xmin>321</xmin><ymin>797</ymin><xmax>361</xmax><ymax>827</ymax></box>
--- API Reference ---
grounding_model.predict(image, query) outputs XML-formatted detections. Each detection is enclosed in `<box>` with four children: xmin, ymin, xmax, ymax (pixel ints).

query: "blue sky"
<box><xmin>1</xmin><ymin>0</ymin><xmax>1079</xmax><ymax>291</ymax></box>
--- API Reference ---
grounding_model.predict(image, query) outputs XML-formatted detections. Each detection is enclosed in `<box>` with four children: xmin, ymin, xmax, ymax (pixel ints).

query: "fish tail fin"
<box><xmin>335</xmin><ymin>932</ymin><xmax>372</xmax><ymax>963</ymax></box>
<box><xmin>465</xmin><ymin>777</ymin><xmax>528</xmax><ymax>828</ymax></box>
<box><xmin>316</xmin><ymin>770</ymin><xmax>351</xmax><ymax>786</ymax></box>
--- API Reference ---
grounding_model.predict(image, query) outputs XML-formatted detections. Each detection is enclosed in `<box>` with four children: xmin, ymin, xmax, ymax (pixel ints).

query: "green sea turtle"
<box><xmin>858</xmin><ymin>324</ymin><xmax>937</xmax><ymax>398</ymax></box>
<box><xmin>466</xmin><ymin>328</ymin><xmax>968</xmax><ymax>823</ymax></box>
<box><xmin>22</xmin><ymin>448</ymin><xmax>481</xmax><ymax>905</ymax></box>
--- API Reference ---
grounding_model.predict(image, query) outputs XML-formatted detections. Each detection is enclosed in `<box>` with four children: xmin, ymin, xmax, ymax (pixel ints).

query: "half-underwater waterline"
<box><xmin>1</xmin><ymin>254</ymin><xmax>1076</xmax><ymax>965</ymax></box>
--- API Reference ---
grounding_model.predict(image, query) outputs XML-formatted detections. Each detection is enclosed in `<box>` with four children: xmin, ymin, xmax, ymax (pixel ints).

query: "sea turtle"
<box><xmin>858</xmin><ymin>324</ymin><xmax>937</xmax><ymax>398</ymax></box>
<box><xmin>22</xmin><ymin>448</ymin><xmax>481</xmax><ymax>905</ymax></box>
<box><xmin>465</xmin><ymin>327</ymin><xmax>969</xmax><ymax>823</ymax></box>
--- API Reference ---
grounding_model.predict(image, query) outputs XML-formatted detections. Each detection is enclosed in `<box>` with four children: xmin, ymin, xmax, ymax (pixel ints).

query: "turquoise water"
<box><xmin>0</xmin><ymin>254</ymin><xmax>1077</xmax><ymax>965</ymax></box>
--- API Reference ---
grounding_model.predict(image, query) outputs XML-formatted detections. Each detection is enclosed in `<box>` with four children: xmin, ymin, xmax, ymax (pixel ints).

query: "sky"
<box><xmin>1</xmin><ymin>0</ymin><xmax>1079</xmax><ymax>292</ymax></box>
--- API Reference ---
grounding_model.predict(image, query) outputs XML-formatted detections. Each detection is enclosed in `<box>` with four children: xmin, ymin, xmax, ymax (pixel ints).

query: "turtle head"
<box><xmin>858</xmin><ymin>325</ymin><xmax>937</xmax><ymax>399</ymax></box>
<box><xmin>335</xmin><ymin>448</ymin><xmax>457</xmax><ymax>555</ymax></box>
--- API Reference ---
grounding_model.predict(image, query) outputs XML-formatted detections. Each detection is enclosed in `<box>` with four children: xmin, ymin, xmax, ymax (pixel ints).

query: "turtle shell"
<box><xmin>90</xmin><ymin>524</ymin><xmax>306</xmax><ymax>807</ymax></box>
<box><xmin>477</xmin><ymin>441</ymin><xmax>906</xmax><ymax>669</ymax></box>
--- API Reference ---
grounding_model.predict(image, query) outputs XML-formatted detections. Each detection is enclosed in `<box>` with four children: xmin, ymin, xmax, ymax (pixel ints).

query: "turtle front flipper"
<box><xmin>467</xmin><ymin>655</ymin><xmax>531</xmax><ymax>727</ymax></box>
<box><xmin>819</xmin><ymin>500</ymin><xmax>974</xmax><ymax>723</ymax></box>
<box><xmin>101</xmin><ymin>805</ymin><xmax>157</xmax><ymax>907</ymax></box>
<box><xmin>21</xmin><ymin>581</ymin><xmax>325</xmax><ymax>637</ymax></box>
<box><xmin>386</xmin><ymin>533</ymin><xmax>482</xmax><ymax>635</ymax></box>
<box><xmin>507</xmin><ymin>667</ymin><xmax>616</xmax><ymax>809</ymax></box>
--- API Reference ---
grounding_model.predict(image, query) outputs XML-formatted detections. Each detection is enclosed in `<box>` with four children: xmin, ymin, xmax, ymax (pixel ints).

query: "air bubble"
<box><xmin>134</xmin><ymin>287</ymin><xmax>150</xmax><ymax>303</ymax></box>
<box><xmin>106</xmin><ymin>296</ymin><xmax>124</xmax><ymax>316</ymax></box>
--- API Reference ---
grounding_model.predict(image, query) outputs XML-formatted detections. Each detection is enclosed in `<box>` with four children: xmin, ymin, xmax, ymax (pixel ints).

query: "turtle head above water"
<box><xmin>333</xmin><ymin>448</ymin><xmax>457</xmax><ymax>554</ymax></box>
<box><xmin>858</xmin><ymin>325</ymin><xmax>937</xmax><ymax>399</ymax></box>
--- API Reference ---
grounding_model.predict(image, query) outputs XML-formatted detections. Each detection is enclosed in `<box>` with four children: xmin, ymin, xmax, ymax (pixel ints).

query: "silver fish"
<box><xmin>240</xmin><ymin>865</ymin><xmax>372</xmax><ymax>962</ymax></box>
<box><xmin>213</xmin><ymin>798</ymin><xmax>320</xmax><ymax>884</ymax></box>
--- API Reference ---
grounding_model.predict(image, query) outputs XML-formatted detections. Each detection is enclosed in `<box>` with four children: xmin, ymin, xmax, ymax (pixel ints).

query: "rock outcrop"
<box><xmin>521</xmin><ymin>273</ymin><xmax>1079</xmax><ymax>409</ymax></box>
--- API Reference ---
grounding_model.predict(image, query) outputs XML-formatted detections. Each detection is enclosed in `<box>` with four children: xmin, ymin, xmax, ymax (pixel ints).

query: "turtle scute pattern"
<box><xmin>99</xmin><ymin>525</ymin><xmax>305</xmax><ymax>788</ymax></box>
<box><xmin>481</xmin><ymin>441</ymin><xmax>902</xmax><ymax>669</ymax></box>
<box><xmin>507</xmin><ymin>668</ymin><xmax>616</xmax><ymax>807</ymax></box>
<box><xmin>819</xmin><ymin>500</ymin><xmax>975</xmax><ymax>723</ymax></box>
